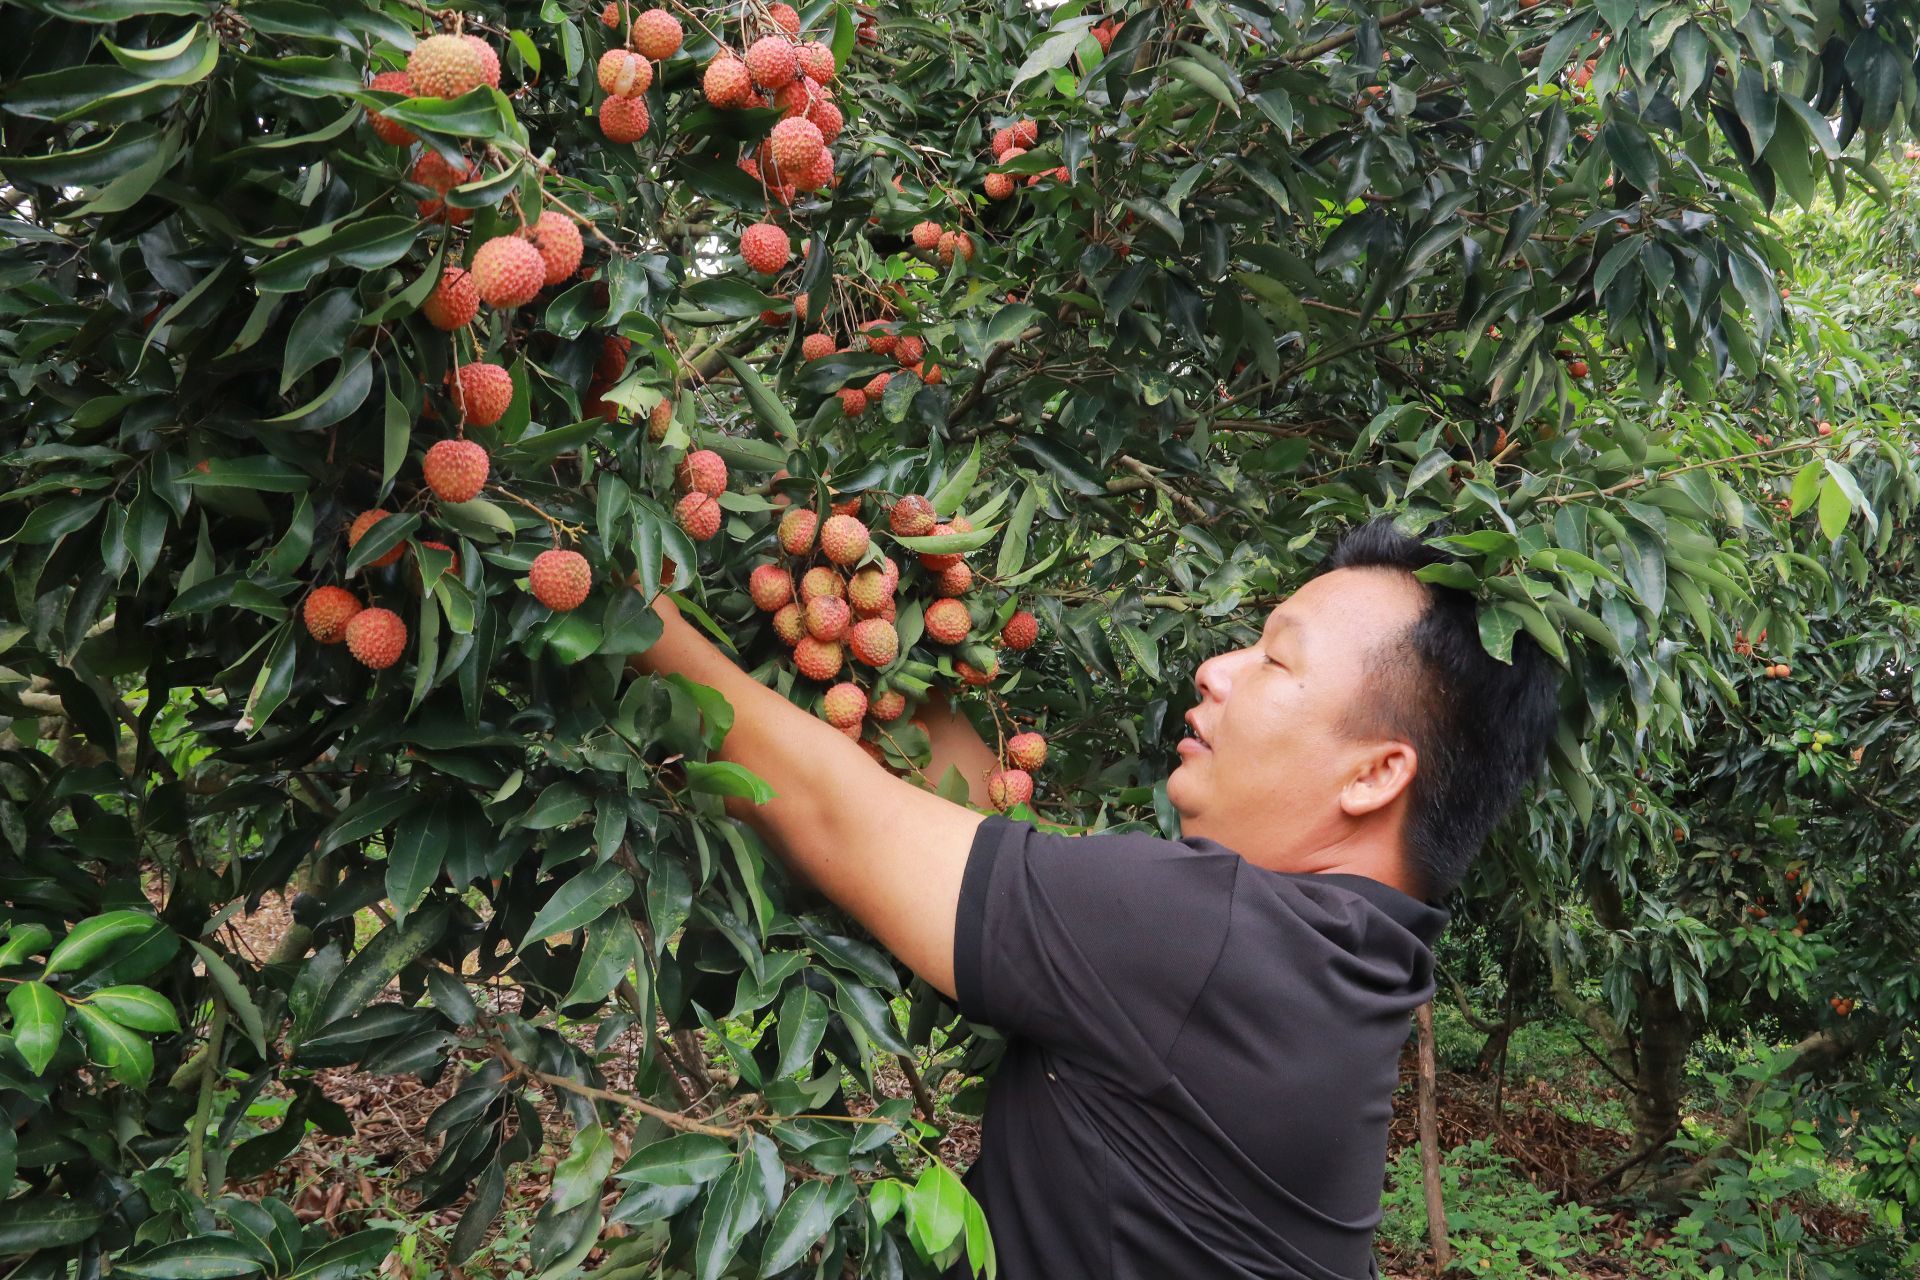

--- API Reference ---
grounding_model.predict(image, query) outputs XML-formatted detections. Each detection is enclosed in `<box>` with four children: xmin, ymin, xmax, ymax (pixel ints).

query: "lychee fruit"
<box><xmin>410</xmin><ymin>151</ymin><xmax>477</xmax><ymax>223</ymax></box>
<box><xmin>769</xmin><ymin>2</ymin><xmax>802</xmax><ymax>34</ymax></box>
<box><xmin>601</xmin><ymin>1</ymin><xmax>622</xmax><ymax>26</ymax></box>
<box><xmin>704</xmin><ymin>55</ymin><xmax>754</xmax><ymax>107</ymax></box>
<box><xmin>919</xmin><ymin>525</ymin><xmax>962</xmax><ymax>571</ymax></box>
<box><xmin>822</xmin><ymin>681</ymin><xmax>866</xmax><ymax>727</ymax></box>
<box><xmin>798</xmin><ymin>41</ymin><xmax>835</xmax><ymax>81</ymax></box>
<box><xmin>1002</xmin><ymin>610</ymin><xmax>1038</xmax><ymax>650</ymax></box>
<box><xmin>915</xmin><ymin>362</ymin><xmax>943</xmax><ymax>385</ymax></box>
<box><xmin>805</xmin><ymin>595</ymin><xmax>850</xmax><ymax>641</ymax></box>
<box><xmin>924</xmin><ymin>598</ymin><xmax>971</xmax><ymax>644</ymax></box>
<box><xmin>676</xmin><ymin>491</ymin><xmax>722</xmax><ymax>541</ymax></box>
<box><xmin>847</xmin><ymin>566</ymin><xmax>892</xmax><ymax>612</ymax></box>
<box><xmin>800</xmin><ymin>331</ymin><xmax>837</xmax><ymax>361</ymax></box>
<box><xmin>803</xmin><ymin>148</ymin><xmax>835</xmax><ymax>191</ymax></box>
<box><xmin>675</xmin><ymin>449</ymin><xmax>728</xmax><ymax>497</ymax></box>
<box><xmin>887</xmin><ymin>495</ymin><xmax>936</xmax><ymax>537</ymax></box>
<box><xmin>1010</xmin><ymin>118</ymin><xmax>1038</xmax><ymax>147</ymax></box>
<box><xmin>799</xmin><ymin>567</ymin><xmax>844</xmax><ymax>601</ymax></box>
<box><xmin>416</xmin><ymin>541</ymin><xmax>461</xmax><ymax>576</ymax></box>
<box><xmin>304</xmin><ymin>586</ymin><xmax>364</xmax><ymax>643</ymax></box>
<box><xmin>894</xmin><ymin>335</ymin><xmax>926</xmax><ymax>366</ymax></box>
<box><xmin>937</xmin><ymin>230</ymin><xmax>975</xmax><ymax>264</ymax></box>
<box><xmin>750</xmin><ymin>564</ymin><xmax>794</xmax><ymax>611</ymax></box>
<box><xmin>463</xmin><ymin>35</ymin><xmax>501</xmax><ymax>89</ymax></box>
<box><xmin>423</xmin><ymin>437</ymin><xmax>489</xmax><ymax>503</ymax></box>
<box><xmin>772</xmin><ymin>602</ymin><xmax>806</xmax><ymax>645</ymax></box>
<box><xmin>794</xmin><ymin>635</ymin><xmax>842</xmax><ymax>680</ymax></box>
<box><xmin>408</xmin><ymin>34</ymin><xmax>487</xmax><ymax>99</ymax></box>
<box><xmin>421</xmin><ymin>266</ymin><xmax>479</xmax><ymax>330</ymax></box>
<box><xmin>530</xmin><ymin>548</ymin><xmax>592</xmax><ymax>611</ymax></box>
<box><xmin>805</xmin><ymin>97</ymin><xmax>843</xmax><ymax>142</ymax></box>
<box><xmin>348</xmin><ymin>509</ymin><xmax>405</xmax><ymax>568</ymax></box>
<box><xmin>870</xmin><ymin>688</ymin><xmax>906</xmax><ymax>721</ymax></box>
<box><xmin>770</xmin><ymin>116</ymin><xmax>825</xmax><ymax>178</ymax></box>
<box><xmin>745</xmin><ymin>36</ymin><xmax>798</xmax><ymax>89</ymax></box>
<box><xmin>948</xmin><ymin>515</ymin><xmax>974</xmax><ymax>534</ymax></box>
<box><xmin>741</xmin><ymin>222</ymin><xmax>791</xmax><ymax>274</ymax></box>
<box><xmin>597</xmin><ymin>334</ymin><xmax>632</xmax><ymax>383</ymax></box>
<box><xmin>838</xmin><ymin>388</ymin><xmax>868</xmax><ymax>417</ymax></box>
<box><xmin>472</xmin><ymin>235</ymin><xmax>547</xmax><ymax>308</ymax></box>
<box><xmin>859</xmin><ymin>321</ymin><xmax>896</xmax><ymax>354</ymax></box>
<box><xmin>985</xmin><ymin>172</ymin><xmax>1014</xmax><ymax>200</ymax></box>
<box><xmin>1007</xmin><ymin>732</ymin><xmax>1047</xmax><ymax>771</ymax></box>
<box><xmin>628</xmin><ymin>9</ymin><xmax>683</xmax><ymax>59</ymax></box>
<box><xmin>345</xmin><ymin>607</ymin><xmax>408</xmax><ymax>669</ymax></box>
<box><xmin>910</xmin><ymin>221</ymin><xmax>942</xmax><ymax>251</ymax></box>
<box><xmin>990</xmin><ymin>126</ymin><xmax>1014</xmax><ymax>157</ymax></box>
<box><xmin>648</xmin><ymin>399</ymin><xmax>674</xmax><ymax>440</ymax></box>
<box><xmin>518</xmin><ymin>211</ymin><xmax>584</xmax><ymax>286</ymax></box>
<box><xmin>987</xmin><ymin>768</ymin><xmax>1032</xmax><ymax>811</ymax></box>
<box><xmin>958</xmin><ymin>655</ymin><xmax>998</xmax><ymax>686</ymax></box>
<box><xmin>598</xmin><ymin>48</ymin><xmax>654</xmax><ymax>97</ymax></box>
<box><xmin>880</xmin><ymin>554</ymin><xmax>900</xmax><ymax>592</ymax></box>
<box><xmin>935</xmin><ymin>561</ymin><xmax>972</xmax><ymax>596</ymax></box>
<box><xmin>366</xmin><ymin>70</ymin><xmax>417</xmax><ymax>146</ymax></box>
<box><xmin>849</xmin><ymin>618</ymin><xmax>898</xmax><ymax>667</ymax></box>
<box><xmin>778</xmin><ymin>507</ymin><xmax>818</xmax><ymax>555</ymax></box>
<box><xmin>865</xmin><ymin>371</ymin><xmax>893</xmax><ymax>399</ymax></box>
<box><xmin>819</xmin><ymin>514</ymin><xmax>870</xmax><ymax>566</ymax></box>
<box><xmin>452</xmin><ymin>362</ymin><xmax>514</xmax><ymax>426</ymax></box>
<box><xmin>600</xmin><ymin>94</ymin><xmax>651</xmax><ymax>143</ymax></box>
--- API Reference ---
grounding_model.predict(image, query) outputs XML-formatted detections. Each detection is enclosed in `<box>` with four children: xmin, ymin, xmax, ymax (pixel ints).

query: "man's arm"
<box><xmin>919</xmin><ymin>694</ymin><xmax>999</xmax><ymax>807</ymax></box>
<box><xmin>627</xmin><ymin>591</ymin><xmax>982</xmax><ymax>999</ymax></box>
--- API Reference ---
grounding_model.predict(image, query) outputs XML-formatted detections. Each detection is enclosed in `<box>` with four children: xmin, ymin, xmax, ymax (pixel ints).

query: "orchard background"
<box><xmin>6</xmin><ymin>0</ymin><xmax>1920</xmax><ymax>1276</ymax></box>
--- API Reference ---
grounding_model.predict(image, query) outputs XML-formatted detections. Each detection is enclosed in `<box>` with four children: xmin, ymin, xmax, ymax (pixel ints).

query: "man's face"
<box><xmin>1169</xmin><ymin>568</ymin><xmax>1426</xmax><ymax>870</ymax></box>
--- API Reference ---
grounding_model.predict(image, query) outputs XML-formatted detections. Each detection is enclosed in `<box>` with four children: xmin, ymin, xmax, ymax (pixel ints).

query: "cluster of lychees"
<box><xmin>909</xmin><ymin>219</ymin><xmax>977</xmax><ymax>268</ymax></box>
<box><xmin>983</xmin><ymin>116</ymin><xmax>1068</xmax><ymax>197</ymax></box>
<box><xmin>718</xmin><ymin>5</ymin><xmax>843</xmax><ymax>273</ymax></box>
<box><xmin>595</xmin><ymin>8</ymin><xmax>683</xmax><ymax>142</ymax></box>
<box><xmin>672</xmin><ymin>448</ymin><xmax>730</xmax><ymax>542</ymax></box>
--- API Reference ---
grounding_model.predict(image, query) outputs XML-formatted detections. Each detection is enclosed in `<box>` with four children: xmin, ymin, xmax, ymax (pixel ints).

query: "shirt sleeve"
<box><xmin>952</xmin><ymin>816</ymin><xmax>1237</xmax><ymax>1086</ymax></box>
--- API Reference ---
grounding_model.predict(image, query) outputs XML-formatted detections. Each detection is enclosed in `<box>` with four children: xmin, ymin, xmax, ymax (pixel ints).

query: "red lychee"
<box><xmin>452</xmin><ymin>362</ymin><xmax>513</xmax><ymax>427</ymax></box>
<box><xmin>918</xmin><ymin>524</ymin><xmax>962</xmax><ymax>571</ymax></box>
<box><xmin>770</xmin><ymin>116</ymin><xmax>825</xmax><ymax>178</ymax></box>
<box><xmin>772</xmin><ymin>602</ymin><xmax>806</xmax><ymax>645</ymax></box>
<box><xmin>799</xmin><ymin>567</ymin><xmax>844</xmax><ymax>601</ymax></box>
<box><xmin>598</xmin><ymin>48</ymin><xmax>654</xmax><ymax>97</ymax></box>
<box><xmin>463</xmin><ymin>35</ymin><xmax>501</xmax><ymax>88</ymax></box>
<box><xmin>924</xmin><ymin>598</ymin><xmax>971</xmax><ymax>644</ymax></box>
<box><xmin>704</xmin><ymin>56</ymin><xmax>754</xmax><ymax>107</ymax></box>
<box><xmin>805</xmin><ymin>97</ymin><xmax>843</xmax><ymax>143</ymax></box>
<box><xmin>472</xmin><ymin>235</ymin><xmax>546</xmax><ymax>308</ymax></box>
<box><xmin>958</xmin><ymin>655</ymin><xmax>998</xmax><ymax>685</ymax></box>
<box><xmin>987</xmin><ymin>768</ymin><xmax>1032</xmax><ymax>811</ymax></box>
<box><xmin>676</xmin><ymin>491</ymin><xmax>722</xmax><ymax>541</ymax></box>
<box><xmin>517</xmin><ymin>211</ymin><xmax>583</xmax><ymax>287</ymax></box>
<box><xmin>600</xmin><ymin>94</ymin><xmax>650</xmax><ymax>143</ymax></box>
<box><xmin>778</xmin><ymin>507</ymin><xmax>818</xmax><ymax>555</ymax></box>
<box><xmin>408</xmin><ymin>34</ymin><xmax>486</xmax><ymax>99</ymax></box>
<box><xmin>847</xmin><ymin>566</ymin><xmax>892</xmax><ymax>612</ymax></box>
<box><xmin>800</xmin><ymin>331</ymin><xmax>837</xmax><ymax>361</ymax></box>
<box><xmin>794</xmin><ymin>635</ymin><xmax>843</xmax><ymax>680</ymax></box>
<box><xmin>597</xmin><ymin>334</ymin><xmax>632</xmax><ymax>383</ymax></box>
<box><xmin>675</xmin><ymin>449</ymin><xmax>728</xmax><ymax>497</ymax></box>
<box><xmin>601</xmin><ymin>1</ymin><xmax>622</xmax><ymax>26</ymax></box>
<box><xmin>366</xmin><ymin>70</ymin><xmax>417</xmax><ymax>146</ymax></box>
<box><xmin>1007</xmin><ymin>731</ymin><xmax>1047</xmax><ymax>771</ymax></box>
<box><xmin>991</xmin><ymin>126</ymin><xmax>1014</xmax><ymax>157</ymax></box>
<box><xmin>889</xmin><ymin>494</ymin><xmax>936</xmax><ymax>536</ymax></box>
<box><xmin>750</xmin><ymin>564</ymin><xmax>794</xmax><ymax>611</ymax></box>
<box><xmin>820</xmin><ymin>514</ymin><xmax>870</xmax><ymax>566</ymax></box>
<box><xmin>770</xmin><ymin>2</ymin><xmax>802</xmax><ymax>34</ymax></box>
<box><xmin>745</xmin><ymin>36</ymin><xmax>798</xmax><ymax>89</ymax></box>
<box><xmin>822</xmin><ymin>681</ymin><xmax>866</xmax><ymax>727</ymax></box>
<box><xmin>910</xmin><ymin>221</ymin><xmax>942</xmax><ymax>251</ymax></box>
<box><xmin>346</xmin><ymin>607</ymin><xmax>408</xmax><ymax>669</ymax></box>
<box><xmin>798</xmin><ymin>41</ymin><xmax>835</xmax><ymax>81</ymax></box>
<box><xmin>894</xmin><ymin>335</ymin><xmax>926</xmax><ymax>366</ymax></box>
<box><xmin>1001</xmin><ymin>610</ymin><xmax>1038</xmax><ymax>650</ymax></box>
<box><xmin>741</xmin><ymin>222</ymin><xmax>791</xmax><ymax>274</ymax></box>
<box><xmin>985</xmin><ymin>172</ymin><xmax>1014</xmax><ymax>200</ymax></box>
<box><xmin>865</xmin><ymin>371</ymin><xmax>893</xmax><ymax>398</ymax></box>
<box><xmin>348</xmin><ymin>509</ymin><xmax>405</xmax><ymax>568</ymax></box>
<box><xmin>937</xmin><ymin>230</ymin><xmax>975</xmax><ymax>264</ymax></box>
<box><xmin>805</xmin><ymin>596</ymin><xmax>851</xmax><ymax>641</ymax></box>
<box><xmin>1010</xmin><ymin>118</ymin><xmax>1038</xmax><ymax>148</ymax></box>
<box><xmin>410</xmin><ymin>151</ymin><xmax>477</xmax><ymax>223</ymax></box>
<box><xmin>870</xmin><ymin>688</ymin><xmax>906</xmax><ymax>721</ymax></box>
<box><xmin>935</xmin><ymin>561</ymin><xmax>972</xmax><ymax>596</ymax></box>
<box><xmin>849</xmin><ymin>618</ymin><xmax>898</xmax><ymax>667</ymax></box>
<box><xmin>421</xmin><ymin>266</ymin><xmax>479</xmax><ymax>330</ymax></box>
<box><xmin>304</xmin><ymin>586</ymin><xmax>364</xmax><ymax>643</ymax></box>
<box><xmin>838</xmin><ymin>388</ymin><xmax>868</xmax><ymax>417</ymax></box>
<box><xmin>628</xmin><ymin>9</ymin><xmax>683</xmax><ymax>59</ymax></box>
<box><xmin>423</xmin><ymin>437</ymin><xmax>489</xmax><ymax>503</ymax></box>
<box><xmin>530</xmin><ymin>548</ymin><xmax>593</xmax><ymax>611</ymax></box>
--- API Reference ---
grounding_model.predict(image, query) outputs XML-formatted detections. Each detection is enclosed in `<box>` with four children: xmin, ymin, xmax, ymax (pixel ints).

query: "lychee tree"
<box><xmin>4</xmin><ymin>0</ymin><xmax>1920</xmax><ymax>1276</ymax></box>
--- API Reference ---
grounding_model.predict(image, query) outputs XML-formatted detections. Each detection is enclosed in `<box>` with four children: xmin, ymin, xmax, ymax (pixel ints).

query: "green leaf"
<box><xmin>721</xmin><ymin>354</ymin><xmax>799</xmax><ymax>440</ymax></box>
<box><xmin>82</xmin><ymin>985</ymin><xmax>179</xmax><ymax>1034</ymax></box>
<box><xmin>617</xmin><ymin>1133</ymin><xmax>735</xmax><ymax>1187</ymax></box>
<box><xmin>519</xmin><ymin>863</ymin><xmax>634</xmax><ymax>950</ymax></box>
<box><xmin>312</xmin><ymin>903</ymin><xmax>449</xmax><ymax>1027</ymax></box>
<box><xmin>683</xmin><ymin>760</ymin><xmax>776</xmax><ymax>803</ymax></box>
<box><xmin>280</xmin><ymin>287</ymin><xmax>360</xmax><ymax>392</ymax></box>
<box><xmin>7</xmin><ymin>981</ymin><xmax>64</xmax><ymax>1075</ymax></box>
<box><xmin>907</xmin><ymin>1162</ymin><xmax>968</xmax><ymax>1256</ymax></box>
<box><xmin>44</xmin><ymin>910</ymin><xmax>164</xmax><ymax>977</ymax></box>
<box><xmin>116</xmin><ymin>1238</ymin><xmax>268</xmax><ymax>1280</ymax></box>
<box><xmin>0</xmin><ymin>1198</ymin><xmax>106</xmax><ymax>1253</ymax></box>
<box><xmin>893</xmin><ymin>526</ymin><xmax>999</xmax><ymax>555</ymax></box>
<box><xmin>759</xmin><ymin>1178</ymin><xmax>849</xmax><ymax>1276</ymax></box>
<box><xmin>930</xmin><ymin>441</ymin><xmax>982</xmax><ymax>517</ymax></box>
<box><xmin>1816</xmin><ymin>476</ymin><xmax>1852</xmax><ymax>542</ymax></box>
<box><xmin>387</xmin><ymin>795</ymin><xmax>447</xmax><ymax>924</ymax></box>
<box><xmin>187</xmin><ymin>941</ymin><xmax>269</xmax><ymax>1059</ymax></box>
<box><xmin>1477</xmin><ymin>603</ymin><xmax>1522</xmax><ymax>663</ymax></box>
<box><xmin>0</xmin><ymin>924</ymin><xmax>52</xmax><ymax>967</ymax></box>
<box><xmin>695</xmin><ymin>1161</ymin><xmax>763</xmax><ymax>1280</ymax></box>
<box><xmin>551</xmin><ymin>1124</ymin><xmax>616</xmax><ymax>1214</ymax></box>
<box><xmin>74</xmin><ymin>1003</ymin><xmax>154</xmax><ymax>1087</ymax></box>
<box><xmin>561</xmin><ymin>911</ymin><xmax>638</xmax><ymax>1009</ymax></box>
<box><xmin>286</xmin><ymin>1229</ymin><xmax>398</xmax><ymax>1280</ymax></box>
<box><xmin>1166</xmin><ymin>57</ymin><xmax>1239</xmax><ymax>114</ymax></box>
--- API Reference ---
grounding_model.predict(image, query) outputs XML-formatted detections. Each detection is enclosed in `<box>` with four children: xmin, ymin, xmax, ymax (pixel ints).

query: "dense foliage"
<box><xmin>4</xmin><ymin>0</ymin><xmax>1920</xmax><ymax>1276</ymax></box>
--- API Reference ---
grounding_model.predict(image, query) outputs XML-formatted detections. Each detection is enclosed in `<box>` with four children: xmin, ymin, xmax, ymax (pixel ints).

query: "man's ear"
<box><xmin>1339</xmin><ymin>739</ymin><xmax>1417</xmax><ymax>818</ymax></box>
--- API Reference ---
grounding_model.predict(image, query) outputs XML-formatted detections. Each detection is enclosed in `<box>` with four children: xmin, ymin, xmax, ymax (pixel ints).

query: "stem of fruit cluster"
<box><xmin>489</xmin><ymin>485</ymin><xmax>587</xmax><ymax>542</ymax></box>
<box><xmin>1535</xmin><ymin>436</ymin><xmax>1830</xmax><ymax>506</ymax></box>
<box><xmin>491</xmin><ymin>1041</ymin><xmax>751</xmax><ymax>1137</ymax></box>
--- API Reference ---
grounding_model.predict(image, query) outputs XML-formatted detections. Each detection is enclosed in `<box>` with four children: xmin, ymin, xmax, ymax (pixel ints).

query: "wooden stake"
<box><xmin>1415</xmin><ymin>1000</ymin><xmax>1452</xmax><ymax>1273</ymax></box>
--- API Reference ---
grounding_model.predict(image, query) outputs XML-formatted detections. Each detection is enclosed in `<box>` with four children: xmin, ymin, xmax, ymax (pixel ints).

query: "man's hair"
<box><xmin>1320</xmin><ymin>518</ymin><xmax>1561</xmax><ymax>901</ymax></box>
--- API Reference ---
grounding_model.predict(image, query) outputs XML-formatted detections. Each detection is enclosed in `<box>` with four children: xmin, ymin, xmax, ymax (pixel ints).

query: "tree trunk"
<box><xmin>1621</xmin><ymin>981</ymin><xmax>1692</xmax><ymax>1191</ymax></box>
<box><xmin>1414</xmin><ymin>1002</ymin><xmax>1451</xmax><ymax>1272</ymax></box>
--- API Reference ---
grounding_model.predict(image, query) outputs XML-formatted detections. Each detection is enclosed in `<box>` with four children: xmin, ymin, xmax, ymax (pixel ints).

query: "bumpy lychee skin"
<box><xmin>838</xmin><ymin>388</ymin><xmax>868</xmax><ymax>417</ymax></box>
<box><xmin>348</xmin><ymin>509</ymin><xmax>405</xmax><ymax>568</ymax></box>
<box><xmin>600</xmin><ymin>94</ymin><xmax>650</xmax><ymax>143</ymax></box>
<box><xmin>366</xmin><ymin>71</ymin><xmax>417</xmax><ymax>146</ymax></box>
<box><xmin>819</xmin><ymin>514</ymin><xmax>870</xmax><ymax>566</ymax></box>
<box><xmin>821</xmin><ymin>681</ymin><xmax>866</xmax><ymax>728</ymax></box>
<box><xmin>918</xmin><ymin>523</ymin><xmax>963</xmax><ymax>572</ymax></box>
<box><xmin>346</xmin><ymin>607</ymin><xmax>408</xmax><ymax>669</ymax></box>
<box><xmin>704</xmin><ymin>56</ymin><xmax>754</xmax><ymax>107</ymax></box>
<box><xmin>1010</xmin><ymin>118</ymin><xmax>1039</xmax><ymax>148</ymax></box>
<box><xmin>749</xmin><ymin>564</ymin><xmax>794</xmax><ymax>612</ymax></box>
<box><xmin>772</xmin><ymin>602</ymin><xmax>806</xmax><ymax>645</ymax></box>
<box><xmin>794</xmin><ymin>635</ymin><xmax>843</xmax><ymax>681</ymax></box>
<box><xmin>778</xmin><ymin>507</ymin><xmax>818</xmax><ymax>555</ymax></box>
<box><xmin>745</xmin><ymin>36</ymin><xmax>799</xmax><ymax>89</ymax></box>
<box><xmin>894</xmin><ymin>335</ymin><xmax>926</xmax><ymax>366</ymax></box>
<box><xmin>805</xmin><ymin>596</ymin><xmax>850</xmax><ymax>641</ymax></box>
<box><xmin>472</xmin><ymin>236</ymin><xmax>546</xmax><ymax>308</ymax></box>
<box><xmin>628</xmin><ymin>9</ymin><xmax>684</xmax><ymax>59</ymax></box>
<box><xmin>935</xmin><ymin>561</ymin><xmax>973</xmax><ymax>597</ymax></box>
<box><xmin>410</xmin><ymin>151</ymin><xmax>477</xmax><ymax>223</ymax></box>
<box><xmin>800</xmin><ymin>331</ymin><xmax>836</xmax><ymax>361</ymax></box>
<box><xmin>1007</xmin><ymin>731</ymin><xmax>1047</xmax><ymax>771</ymax></box>
<box><xmin>648</xmin><ymin>399</ymin><xmax>674</xmax><ymax>440</ymax></box>
<box><xmin>464</xmin><ymin>35</ymin><xmax>502</xmax><ymax>88</ymax></box>
<box><xmin>770</xmin><ymin>117</ymin><xmax>825</xmax><ymax>179</ymax></box>
<box><xmin>847</xmin><ymin>566</ymin><xmax>892</xmax><ymax>613</ymax></box>
<box><xmin>676</xmin><ymin>491</ymin><xmax>722</xmax><ymax>541</ymax></box>
<box><xmin>804</xmin><ymin>96</ymin><xmax>843</xmax><ymax>143</ymax></box>
<box><xmin>529</xmin><ymin>548</ymin><xmax>593</xmax><ymax>611</ymax></box>
<box><xmin>675</xmin><ymin>449</ymin><xmax>728</xmax><ymax>497</ymax></box>
<box><xmin>423</xmin><ymin>438</ymin><xmax>489</xmax><ymax>503</ymax></box>
<box><xmin>597</xmin><ymin>334</ymin><xmax>632</xmax><ymax>383</ymax></box>
<box><xmin>452</xmin><ymin>362</ymin><xmax>513</xmax><ymax>427</ymax></box>
<box><xmin>849</xmin><ymin>618</ymin><xmax>898</xmax><ymax>667</ymax></box>
<box><xmin>421</xmin><ymin>266</ymin><xmax>479</xmax><ymax>330</ymax></box>
<box><xmin>803</xmin><ymin>148</ymin><xmax>836</xmax><ymax>191</ymax></box>
<box><xmin>1001</xmin><ymin>609</ymin><xmax>1039</xmax><ymax>650</ymax></box>
<box><xmin>600</xmin><ymin>1</ymin><xmax>621</xmax><ymax>26</ymax></box>
<box><xmin>799</xmin><ymin>566</ymin><xmax>844</xmax><ymax>601</ymax></box>
<box><xmin>991</xmin><ymin>126</ymin><xmax>1014</xmax><ymax>158</ymax></box>
<box><xmin>870</xmin><ymin>688</ymin><xmax>907</xmax><ymax>722</ymax></box>
<box><xmin>889</xmin><ymin>494</ymin><xmax>937</xmax><ymax>537</ymax></box>
<box><xmin>985</xmin><ymin>172</ymin><xmax>1014</xmax><ymax>200</ymax></box>
<box><xmin>879</xmin><ymin>554</ymin><xmax>900</xmax><ymax>594</ymax></box>
<box><xmin>740</xmin><ymin>222</ymin><xmax>791</xmax><ymax>274</ymax></box>
<box><xmin>987</xmin><ymin>768</ymin><xmax>1033</xmax><ymax>811</ymax></box>
<box><xmin>519</xmin><ymin>211</ymin><xmax>584</xmax><ymax>286</ymax></box>
<box><xmin>958</xmin><ymin>655</ymin><xmax>999</xmax><ymax>686</ymax></box>
<box><xmin>409</xmin><ymin>34</ymin><xmax>487</xmax><ymax>98</ymax></box>
<box><xmin>797</xmin><ymin>40</ymin><xmax>835</xmax><ymax>81</ymax></box>
<box><xmin>864</xmin><ymin>372</ymin><xmax>893</xmax><ymax>401</ymax></box>
<box><xmin>937</xmin><ymin>230</ymin><xmax>975</xmax><ymax>265</ymax></box>
<box><xmin>598</xmin><ymin>48</ymin><xmax>654</xmax><ymax>97</ymax></box>
<box><xmin>924</xmin><ymin>598</ymin><xmax>971</xmax><ymax>645</ymax></box>
<box><xmin>304</xmin><ymin>586</ymin><xmax>364</xmax><ymax>643</ymax></box>
<box><xmin>769</xmin><ymin>2</ymin><xmax>802</xmax><ymax>34</ymax></box>
<box><xmin>910</xmin><ymin>221</ymin><xmax>942</xmax><ymax>251</ymax></box>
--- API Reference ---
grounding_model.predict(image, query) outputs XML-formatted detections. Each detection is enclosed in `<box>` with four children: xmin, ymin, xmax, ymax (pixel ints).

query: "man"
<box><xmin>627</xmin><ymin>517</ymin><xmax>1560</xmax><ymax>1279</ymax></box>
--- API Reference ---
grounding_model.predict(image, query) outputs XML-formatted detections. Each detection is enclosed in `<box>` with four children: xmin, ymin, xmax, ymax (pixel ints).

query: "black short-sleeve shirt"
<box><xmin>947</xmin><ymin>816</ymin><xmax>1447</xmax><ymax>1280</ymax></box>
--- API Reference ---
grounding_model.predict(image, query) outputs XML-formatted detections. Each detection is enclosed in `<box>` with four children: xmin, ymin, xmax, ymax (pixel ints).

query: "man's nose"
<box><xmin>1194</xmin><ymin>649</ymin><xmax>1241</xmax><ymax>703</ymax></box>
